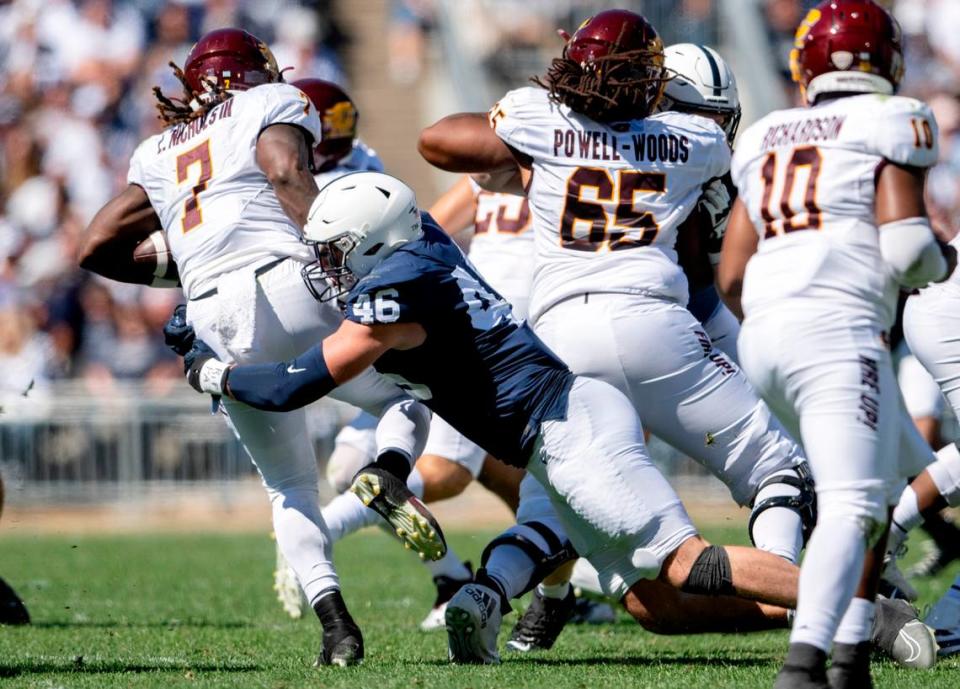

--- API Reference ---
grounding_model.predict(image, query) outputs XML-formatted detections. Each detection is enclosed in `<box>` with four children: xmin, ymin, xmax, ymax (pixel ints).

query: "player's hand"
<box><xmin>163</xmin><ymin>304</ymin><xmax>195</xmax><ymax>356</ymax></box>
<box><xmin>184</xmin><ymin>339</ymin><xmax>231</xmax><ymax>396</ymax></box>
<box><xmin>699</xmin><ymin>177</ymin><xmax>733</xmax><ymax>239</ymax></box>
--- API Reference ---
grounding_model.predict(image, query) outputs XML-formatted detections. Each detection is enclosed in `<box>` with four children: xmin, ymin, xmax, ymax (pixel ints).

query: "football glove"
<box><xmin>163</xmin><ymin>304</ymin><xmax>195</xmax><ymax>356</ymax></box>
<box><xmin>184</xmin><ymin>339</ymin><xmax>231</xmax><ymax>396</ymax></box>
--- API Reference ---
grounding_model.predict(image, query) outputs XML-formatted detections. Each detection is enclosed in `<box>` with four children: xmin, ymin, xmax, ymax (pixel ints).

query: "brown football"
<box><xmin>133</xmin><ymin>230</ymin><xmax>180</xmax><ymax>282</ymax></box>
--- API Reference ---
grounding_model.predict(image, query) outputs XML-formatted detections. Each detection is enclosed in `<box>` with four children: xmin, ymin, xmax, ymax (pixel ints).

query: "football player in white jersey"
<box><xmin>266</xmin><ymin>77</ymin><xmax>392</xmax><ymax>619</ymax></box>
<box><xmin>418</xmin><ymin>9</ymin><xmax>827</xmax><ymax>654</ymax></box>
<box><xmin>313</xmin><ymin>178</ymin><xmax>533</xmax><ymax>631</ymax></box>
<box><xmin>77</xmin><ymin>29</ymin><xmax>444</xmax><ymax>666</ymax></box>
<box><xmin>718</xmin><ymin>2</ymin><xmax>950</xmax><ymax>686</ymax></box>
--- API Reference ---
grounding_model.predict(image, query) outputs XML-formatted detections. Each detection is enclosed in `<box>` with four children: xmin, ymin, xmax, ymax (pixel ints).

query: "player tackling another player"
<box><xmin>78</xmin><ymin>28</ymin><xmax>446</xmax><ymax>667</ymax></box>
<box><xmin>719</xmin><ymin>1</ymin><xmax>954</xmax><ymax>687</ymax></box>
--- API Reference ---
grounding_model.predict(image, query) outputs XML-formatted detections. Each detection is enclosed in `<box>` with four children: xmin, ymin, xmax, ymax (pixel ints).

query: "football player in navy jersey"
<box><xmin>170</xmin><ymin>172</ymin><xmax>811</xmax><ymax>664</ymax></box>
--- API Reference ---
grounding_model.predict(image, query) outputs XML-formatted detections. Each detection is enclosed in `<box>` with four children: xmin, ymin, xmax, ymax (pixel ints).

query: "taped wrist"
<box><xmin>226</xmin><ymin>342</ymin><xmax>336</xmax><ymax>411</ymax></box>
<box><xmin>681</xmin><ymin>545</ymin><xmax>735</xmax><ymax>596</ymax></box>
<box><xmin>197</xmin><ymin>358</ymin><xmax>231</xmax><ymax>394</ymax></box>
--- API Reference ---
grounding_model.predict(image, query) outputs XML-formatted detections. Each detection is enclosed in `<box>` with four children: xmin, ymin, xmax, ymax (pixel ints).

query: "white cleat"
<box><xmin>420</xmin><ymin>602</ymin><xmax>449</xmax><ymax>632</ymax></box>
<box><xmin>273</xmin><ymin>540</ymin><xmax>305</xmax><ymax>620</ymax></box>
<box><xmin>445</xmin><ymin>583</ymin><xmax>503</xmax><ymax>664</ymax></box>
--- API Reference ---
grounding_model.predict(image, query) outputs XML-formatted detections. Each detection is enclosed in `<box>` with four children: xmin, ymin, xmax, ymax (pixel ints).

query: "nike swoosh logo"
<box><xmin>287</xmin><ymin>365</ymin><xmax>307</xmax><ymax>374</ymax></box>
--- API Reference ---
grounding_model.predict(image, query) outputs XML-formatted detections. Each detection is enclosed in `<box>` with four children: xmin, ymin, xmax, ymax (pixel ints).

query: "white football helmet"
<box><xmin>661</xmin><ymin>43</ymin><xmax>741</xmax><ymax>143</ymax></box>
<box><xmin>302</xmin><ymin>171</ymin><xmax>422</xmax><ymax>301</ymax></box>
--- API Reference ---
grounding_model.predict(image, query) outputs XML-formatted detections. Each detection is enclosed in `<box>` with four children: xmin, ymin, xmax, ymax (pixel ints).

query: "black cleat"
<box><xmin>314</xmin><ymin>592</ymin><xmax>363</xmax><ymax>667</ymax></box>
<box><xmin>505</xmin><ymin>587</ymin><xmax>575</xmax><ymax>653</ymax></box>
<box><xmin>350</xmin><ymin>466</ymin><xmax>447</xmax><ymax>561</ymax></box>
<box><xmin>0</xmin><ymin>577</ymin><xmax>29</xmax><ymax>625</ymax></box>
<box><xmin>774</xmin><ymin>644</ymin><xmax>829</xmax><ymax>689</ymax></box>
<box><xmin>826</xmin><ymin>642</ymin><xmax>872</xmax><ymax>689</ymax></box>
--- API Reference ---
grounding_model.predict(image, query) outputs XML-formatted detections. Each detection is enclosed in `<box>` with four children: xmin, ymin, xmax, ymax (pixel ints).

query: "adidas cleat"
<box><xmin>506</xmin><ymin>587</ymin><xmax>575</xmax><ymax>653</ymax></box>
<box><xmin>872</xmin><ymin>597</ymin><xmax>938</xmax><ymax>669</ymax></box>
<box><xmin>350</xmin><ymin>466</ymin><xmax>447</xmax><ymax>561</ymax></box>
<box><xmin>421</xmin><ymin>562</ymin><xmax>473</xmax><ymax>632</ymax></box>
<box><xmin>445</xmin><ymin>583</ymin><xmax>502</xmax><ymax>664</ymax></box>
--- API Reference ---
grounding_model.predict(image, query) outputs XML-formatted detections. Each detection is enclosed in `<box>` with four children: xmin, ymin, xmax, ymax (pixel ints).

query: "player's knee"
<box><xmin>325</xmin><ymin>443</ymin><xmax>372</xmax><ymax>494</ymax></box>
<box><xmin>749</xmin><ymin>463</ymin><xmax>817</xmax><ymax>549</ymax></box>
<box><xmin>680</xmin><ymin>545</ymin><xmax>735</xmax><ymax>597</ymax></box>
<box><xmin>480</xmin><ymin>521</ymin><xmax>576</xmax><ymax>597</ymax></box>
<box><xmin>816</xmin><ymin>488</ymin><xmax>889</xmax><ymax>548</ymax></box>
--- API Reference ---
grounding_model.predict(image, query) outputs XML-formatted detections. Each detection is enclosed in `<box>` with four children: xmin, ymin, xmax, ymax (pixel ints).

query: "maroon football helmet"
<box><xmin>562</xmin><ymin>9</ymin><xmax>666</xmax><ymax>119</ymax></box>
<box><xmin>184</xmin><ymin>28</ymin><xmax>281</xmax><ymax>97</ymax></box>
<box><xmin>790</xmin><ymin>0</ymin><xmax>904</xmax><ymax>104</ymax></box>
<box><xmin>292</xmin><ymin>79</ymin><xmax>358</xmax><ymax>171</ymax></box>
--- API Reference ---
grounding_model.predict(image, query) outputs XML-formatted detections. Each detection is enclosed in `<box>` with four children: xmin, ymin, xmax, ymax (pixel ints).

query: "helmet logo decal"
<box><xmin>831</xmin><ymin>51</ymin><xmax>854</xmax><ymax>70</ymax></box>
<box><xmin>324</xmin><ymin>101</ymin><xmax>357</xmax><ymax>139</ymax></box>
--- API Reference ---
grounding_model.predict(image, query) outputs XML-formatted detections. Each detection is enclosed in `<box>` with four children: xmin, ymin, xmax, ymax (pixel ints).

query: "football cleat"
<box><xmin>314</xmin><ymin>592</ymin><xmax>364</xmax><ymax>668</ymax></box>
<box><xmin>773</xmin><ymin>643</ymin><xmax>829</xmax><ymax>689</ymax></box>
<box><xmin>872</xmin><ymin>597</ymin><xmax>938</xmax><ymax>669</ymax></box>
<box><xmin>350</xmin><ymin>466</ymin><xmax>447</xmax><ymax>561</ymax></box>
<box><xmin>909</xmin><ymin>539</ymin><xmax>960</xmax><ymax>579</ymax></box>
<box><xmin>826</xmin><ymin>642</ymin><xmax>872</xmax><ymax>689</ymax></box>
<box><xmin>445</xmin><ymin>583</ymin><xmax>503</xmax><ymax>664</ymax></box>
<box><xmin>0</xmin><ymin>577</ymin><xmax>29</xmax><ymax>625</ymax></box>
<box><xmin>506</xmin><ymin>587</ymin><xmax>575</xmax><ymax>653</ymax></box>
<box><xmin>420</xmin><ymin>562</ymin><xmax>473</xmax><ymax>632</ymax></box>
<box><xmin>273</xmin><ymin>539</ymin><xmax>305</xmax><ymax>620</ymax></box>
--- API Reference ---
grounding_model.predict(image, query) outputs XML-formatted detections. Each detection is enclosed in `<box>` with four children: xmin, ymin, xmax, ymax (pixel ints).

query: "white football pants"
<box><xmin>532</xmin><ymin>293</ymin><xmax>804</xmax><ymax>507</ymax></box>
<box><xmin>187</xmin><ymin>259</ymin><xmax>428</xmax><ymax>605</ymax></box>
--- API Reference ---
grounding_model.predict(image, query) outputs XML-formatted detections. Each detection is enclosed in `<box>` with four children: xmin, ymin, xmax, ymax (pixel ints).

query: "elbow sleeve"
<box><xmin>879</xmin><ymin>217</ymin><xmax>947</xmax><ymax>288</ymax></box>
<box><xmin>226</xmin><ymin>343</ymin><xmax>336</xmax><ymax>411</ymax></box>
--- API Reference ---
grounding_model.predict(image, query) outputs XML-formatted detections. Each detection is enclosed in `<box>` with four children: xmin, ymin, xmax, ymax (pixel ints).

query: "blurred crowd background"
<box><xmin>0</xmin><ymin>0</ymin><xmax>958</xmax><ymax>398</ymax></box>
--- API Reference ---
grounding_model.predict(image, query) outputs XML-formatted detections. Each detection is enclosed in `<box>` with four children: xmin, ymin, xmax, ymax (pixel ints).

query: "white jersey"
<box><xmin>491</xmin><ymin>86</ymin><xmax>730</xmax><ymax>321</ymax></box>
<box><xmin>732</xmin><ymin>94</ymin><xmax>939</xmax><ymax>327</ymax></box>
<box><xmin>313</xmin><ymin>139</ymin><xmax>384</xmax><ymax>189</ymax></box>
<box><xmin>128</xmin><ymin>83</ymin><xmax>322</xmax><ymax>299</ymax></box>
<box><xmin>466</xmin><ymin>179</ymin><xmax>534</xmax><ymax>310</ymax></box>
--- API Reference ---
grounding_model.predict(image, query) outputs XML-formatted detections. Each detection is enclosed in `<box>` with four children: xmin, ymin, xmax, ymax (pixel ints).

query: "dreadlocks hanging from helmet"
<box><xmin>532</xmin><ymin>9</ymin><xmax>669</xmax><ymax>123</ymax></box>
<box><xmin>152</xmin><ymin>28</ymin><xmax>283</xmax><ymax>127</ymax></box>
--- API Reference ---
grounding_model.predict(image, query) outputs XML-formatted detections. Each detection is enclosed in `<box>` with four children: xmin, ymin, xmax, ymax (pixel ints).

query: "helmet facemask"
<box><xmin>301</xmin><ymin>234</ymin><xmax>359</xmax><ymax>303</ymax></box>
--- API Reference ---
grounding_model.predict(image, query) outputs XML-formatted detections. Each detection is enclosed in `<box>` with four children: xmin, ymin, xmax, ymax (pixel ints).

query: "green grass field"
<box><xmin>1</xmin><ymin>525</ymin><xmax>958</xmax><ymax>688</ymax></box>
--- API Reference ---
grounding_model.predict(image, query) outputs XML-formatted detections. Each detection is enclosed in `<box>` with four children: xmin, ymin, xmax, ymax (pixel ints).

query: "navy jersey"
<box><xmin>343</xmin><ymin>214</ymin><xmax>573</xmax><ymax>467</ymax></box>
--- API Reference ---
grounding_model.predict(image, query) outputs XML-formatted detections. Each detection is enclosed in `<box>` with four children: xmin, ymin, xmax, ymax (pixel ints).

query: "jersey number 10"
<box><xmin>759</xmin><ymin>146</ymin><xmax>823</xmax><ymax>238</ymax></box>
<box><xmin>176</xmin><ymin>140</ymin><xmax>213</xmax><ymax>233</ymax></box>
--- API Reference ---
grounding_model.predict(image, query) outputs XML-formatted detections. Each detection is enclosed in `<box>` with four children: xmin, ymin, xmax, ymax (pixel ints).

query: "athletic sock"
<box><xmin>790</xmin><ymin>519</ymin><xmax>867</xmax><ymax>652</ymax></box>
<box><xmin>834</xmin><ymin>597</ymin><xmax>876</xmax><ymax>645</ymax></box>
<box><xmin>538</xmin><ymin>581</ymin><xmax>571</xmax><ymax>600</ymax></box>
<box><xmin>889</xmin><ymin>485</ymin><xmax>921</xmax><ymax>556</ymax></box>
<box><xmin>322</xmin><ymin>492</ymin><xmax>379</xmax><ymax>542</ymax></box>
<box><xmin>373</xmin><ymin>449</ymin><xmax>411</xmax><ymax>482</ymax></box>
<box><xmin>425</xmin><ymin>547</ymin><xmax>472</xmax><ymax>581</ymax></box>
<box><xmin>313</xmin><ymin>588</ymin><xmax>353</xmax><ymax>627</ymax></box>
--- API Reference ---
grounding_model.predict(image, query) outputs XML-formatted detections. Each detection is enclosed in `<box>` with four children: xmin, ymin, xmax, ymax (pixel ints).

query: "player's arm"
<box><xmin>428</xmin><ymin>176</ymin><xmax>478</xmax><ymax>237</ymax></box>
<box><xmin>716</xmin><ymin>198</ymin><xmax>758</xmax><ymax>321</ymax></box>
<box><xmin>78</xmin><ymin>184</ymin><xmax>163</xmax><ymax>284</ymax></box>
<box><xmin>185</xmin><ymin>319</ymin><xmax>427</xmax><ymax>412</ymax></box>
<box><xmin>875</xmin><ymin>162</ymin><xmax>954</xmax><ymax>287</ymax></box>
<box><xmin>419</xmin><ymin>112</ymin><xmax>530</xmax><ymax>175</ymax></box>
<box><xmin>256</xmin><ymin>123</ymin><xmax>319</xmax><ymax>228</ymax></box>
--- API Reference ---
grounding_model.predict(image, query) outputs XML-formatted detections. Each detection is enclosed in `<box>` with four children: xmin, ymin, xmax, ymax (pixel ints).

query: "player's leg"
<box><xmin>534</xmin><ymin>295</ymin><xmax>811</xmax><ymax>562</ymax></box>
<box><xmin>0</xmin><ymin>474</ymin><xmax>29</xmax><ymax>626</ymax></box>
<box><xmin>701</xmin><ymin>300</ymin><xmax>742</xmax><ymax>365</ymax></box>
<box><xmin>476</xmin><ymin>456</ymin><xmax>524</xmax><ymax>512</ymax></box>
<box><xmin>188</xmin><ymin>277</ymin><xmax>362</xmax><ymax>665</ymax></box>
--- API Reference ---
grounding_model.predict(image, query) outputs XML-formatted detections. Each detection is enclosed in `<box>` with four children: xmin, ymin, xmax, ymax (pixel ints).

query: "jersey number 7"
<box><xmin>560</xmin><ymin>167</ymin><xmax>665</xmax><ymax>251</ymax></box>
<box><xmin>177</xmin><ymin>140</ymin><xmax>213</xmax><ymax>232</ymax></box>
